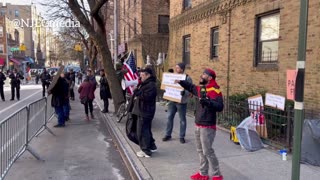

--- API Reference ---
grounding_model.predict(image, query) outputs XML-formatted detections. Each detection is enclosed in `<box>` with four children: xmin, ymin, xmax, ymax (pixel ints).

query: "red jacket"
<box><xmin>78</xmin><ymin>81</ymin><xmax>95</xmax><ymax>100</ymax></box>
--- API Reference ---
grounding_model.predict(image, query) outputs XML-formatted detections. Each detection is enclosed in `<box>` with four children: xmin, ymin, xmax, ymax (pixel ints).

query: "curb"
<box><xmin>95</xmin><ymin>99</ymin><xmax>152</xmax><ymax>180</ymax></box>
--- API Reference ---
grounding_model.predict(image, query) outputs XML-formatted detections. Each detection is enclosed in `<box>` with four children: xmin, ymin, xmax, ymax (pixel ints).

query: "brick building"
<box><xmin>118</xmin><ymin>0</ymin><xmax>170</xmax><ymax>67</ymax></box>
<box><xmin>168</xmin><ymin>0</ymin><xmax>320</xmax><ymax>112</ymax></box>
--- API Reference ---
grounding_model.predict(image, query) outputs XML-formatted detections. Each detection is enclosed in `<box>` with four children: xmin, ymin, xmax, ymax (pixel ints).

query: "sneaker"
<box><xmin>53</xmin><ymin>124</ymin><xmax>65</xmax><ymax>128</ymax></box>
<box><xmin>180</xmin><ymin>138</ymin><xmax>186</xmax><ymax>144</ymax></box>
<box><xmin>136</xmin><ymin>151</ymin><xmax>151</xmax><ymax>158</ymax></box>
<box><xmin>212</xmin><ymin>176</ymin><xmax>223</xmax><ymax>180</ymax></box>
<box><xmin>162</xmin><ymin>136</ymin><xmax>171</xmax><ymax>141</ymax></box>
<box><xmin>90</xmin><ymin>114</ymin><xmax>95</xmax><ymax>119</ymax></box>
<box><xmin>190</xmin><ymin>172</ymin><xmax>209</xmax><ymax>180</ymax></box>
<box><xmin>150</xmin><ymin>144</ymin><xmax>157</xmax><ymax>152</ymax></box>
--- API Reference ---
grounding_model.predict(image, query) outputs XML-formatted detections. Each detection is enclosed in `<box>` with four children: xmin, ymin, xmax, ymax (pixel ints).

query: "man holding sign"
<box><xmin>175</xmin><ymin>68</ymin><xmax>224</xmax><ymax>180</ymax></box>
<box><xmin>163</xmin><ymin>63</ymin><xmax>193</xmax><ymax>144</ymax></box>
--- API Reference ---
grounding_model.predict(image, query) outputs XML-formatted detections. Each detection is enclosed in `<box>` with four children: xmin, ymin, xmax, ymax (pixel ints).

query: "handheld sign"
<box><xmin>161</xmin><ymin>73</ymin><xmax>186</xmax><ymax>103</ymax></box>
<box><xmin>265</xmin><ymin>93</ymin><xmax>285</xmax><ymax>111</ymax></box>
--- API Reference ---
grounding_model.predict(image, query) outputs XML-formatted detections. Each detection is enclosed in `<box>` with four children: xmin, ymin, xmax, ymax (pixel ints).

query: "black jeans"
<box><xmin>136</xmin><ymin>115</ymin><xmax>155</xmax><ymax>155</ymax></box>
<box><xmin>0</xmin><ymin>85</ymin><xmax>4</xmax><ymax>100</ymax></box>
<box><xmin>11</xmin><ymin>86</ymin><xmax>20</xmax><ymax>100</ymax></box>
<box><xmin>84</xmin><ymin>99</ymin><xmax>93</xmax><ymax>115</ymax></box>
<box><xmin>103</xmin><ymin>98</ymin><xmax>109</xmax><ymax>111</ymax></box>
<box><xmin>42</xmin><ymin>83</ymin><xmax>49</xmax><ymax>97</ymax></box>
<box><xmin>70</xmin><ymin>88</ymin><xmax>75</xmax><ymax>99</ymax></box>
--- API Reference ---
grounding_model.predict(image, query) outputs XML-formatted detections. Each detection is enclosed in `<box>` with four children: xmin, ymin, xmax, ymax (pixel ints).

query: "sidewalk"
<box><xmin>94</xmin><ymin>90</ymin><xmax>320</xmax><ymax>180</ymax></box>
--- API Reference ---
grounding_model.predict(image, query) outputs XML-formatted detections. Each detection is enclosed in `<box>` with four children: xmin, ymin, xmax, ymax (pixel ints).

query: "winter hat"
<box><xmin>177</xmin><ymin>62</ymin><xmax>186</xmax><ymax>72</ymax></box>
<box><xmin>141</xmin><ymin>67</ymin><xmax>153</xmax><ymax>76</ymax></box>
<box><xmin>203</xmin><ymin>68</ymin><xmax>216</xmax><ymax>79</ymax></box>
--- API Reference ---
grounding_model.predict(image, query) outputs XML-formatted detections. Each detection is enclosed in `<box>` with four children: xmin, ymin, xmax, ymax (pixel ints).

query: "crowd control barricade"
<box><xmin>0</xmin><ymin>96</ymin><xmax>56</xmax><ymax>180</ymax></box>
<box><xmin>0</xmin><ymin>107</ymin><xmax>29</xmax><ymax>179</ymax></box>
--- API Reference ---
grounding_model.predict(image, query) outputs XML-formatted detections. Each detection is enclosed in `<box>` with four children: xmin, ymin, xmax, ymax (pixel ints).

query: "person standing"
<box><xmin>78</xmin><ymin>76</ymin><xmax>95</xmax><ymax>120</ymax></box>
<box><xmin>99</xmin><ymin>69</ymin><xmax>112</xmax><ymax>113</ymax></box>
<box><xmin>163</xmin><ymin>62</ymin><xmax>192</xmax><ymax>144</ymax></box>
<box><xmin>49</xmin><ymin>72</ymin><xmax>69</xmax><ymax>127</ymax></box>
<box><xmin>77</xmin><ymin>71</ymin><xmax>83</xmax><ymax>85</ymax></box>
<box><xmin>68</xmin><ymin>69</ymin><xmax>76</xmax><ymax>101</ymax></box>
<box><xmin>40</xmin><ymin>68</ymin><xmax>51</xmax><ymax>97</ymax></box>
<box><xmin>9</xmin><ymin>69</ymin><xmax>24</xmax><ymax>101</ymax></box>
<box><xmin>0</xmin><ymin>69</ymin><xmax>6</xmax><ymax>101</ymax></box>
<box><xmin>175</xmin><ymin>68</ymin><xmax>224</xmax><ymax>180</ymax></box>
<box><xmin>130</xmin><ymin>68</ymin><xmax>157</xmax><ymax>158</ymax></box>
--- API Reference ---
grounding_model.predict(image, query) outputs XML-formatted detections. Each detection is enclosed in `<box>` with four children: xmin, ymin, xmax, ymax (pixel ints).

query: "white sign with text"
<box><xmin>163</xmin><ymin>86</ymin><xmax>182</xmax><ymax>103</ymax></box>
<box><xmin>247</xmin><ymin>94</ymin><xmax>264</xmax><ymax>111</ymax></box>
<box><xmin>161</xmin><ymin>73</ymin><xmax>186</xmax><ymax>90</ymax></box>
<box><xmin>265</xmin><ymin>93</ymin><xmax>285</xmax><ymax>111</ymax></box>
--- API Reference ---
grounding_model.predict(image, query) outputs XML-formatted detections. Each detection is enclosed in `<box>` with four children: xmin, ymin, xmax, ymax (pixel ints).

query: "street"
<box><xmin>1</xmin><ymin>84</ymin><xmax>131</xmax><ymax>180</ymax></box>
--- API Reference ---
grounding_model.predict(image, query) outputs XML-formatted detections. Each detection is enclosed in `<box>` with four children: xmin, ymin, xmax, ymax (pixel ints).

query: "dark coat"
<box><xmin>78</xmin><ymin>81</ymin><xmax>95</xmax><ymax>100</ymax></box>
<box><xmin>99</xmin><ymin>75</ymin><xmax>112</xmax><ymax>100</ymax></box>
<box><xmin>40</xmin><ymin>72</ymin><xmax>51</xmax><ymax>84</ymax></box>
<box><xmin>179</xmin><ymin>79</ymin><xmax>224</xmax><ymax>126</ymax></box>
<box><xmin>9</xmin><ymin>72</ymin><xmax>24</xmax><ymax>87</ymax></box>
<box><xmin>50</xmin><ymin>77</ymin><xmax>69</xmax><ymax>107</ymax></box>
<box><xmin>0</xmin><ymin>72</ymin><xmax>6</xmax><ymax>86</ymax></box>
<box><xmin>131</xmin><ymin>76</ymin><xmax>157</xmax><ymax>119</ymax></box>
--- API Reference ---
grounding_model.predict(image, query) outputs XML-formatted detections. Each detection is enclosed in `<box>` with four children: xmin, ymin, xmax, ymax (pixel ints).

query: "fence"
<box><xmin>186</xmin><ymin>96</ymin><xmax>296</xmax><ymax>151</ymax></box>
<box><xmin>0</xmin><ymin>96</ymin><xmax>55</xmax><ymax>180</ymax></box>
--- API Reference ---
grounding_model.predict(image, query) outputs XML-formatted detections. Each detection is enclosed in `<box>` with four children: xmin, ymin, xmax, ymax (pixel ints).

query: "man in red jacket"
<box><xmin>175</xmin><ymin>68</ymin><xmax>224</xmax><ymax>180</ymax></box>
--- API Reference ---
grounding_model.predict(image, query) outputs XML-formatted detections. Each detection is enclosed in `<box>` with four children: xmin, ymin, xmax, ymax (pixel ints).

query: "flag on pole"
<box><xmin>123</xmin><ymin>51</ymin><xmax>139</xmax><ymax>95</ymax></box>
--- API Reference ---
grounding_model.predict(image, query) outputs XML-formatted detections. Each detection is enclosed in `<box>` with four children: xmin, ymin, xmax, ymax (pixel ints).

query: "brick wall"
<box><xmin>169</xmin><ymin>0</ymin><xmax>320</xmax><ymax>111</ymax></box>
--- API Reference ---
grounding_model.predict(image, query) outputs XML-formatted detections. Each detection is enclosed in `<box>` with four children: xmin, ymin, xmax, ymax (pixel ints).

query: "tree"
<box><xmin>42</xmin><ymin>0</ymin><xmax>124</xmax><ymax>110</ymax></box>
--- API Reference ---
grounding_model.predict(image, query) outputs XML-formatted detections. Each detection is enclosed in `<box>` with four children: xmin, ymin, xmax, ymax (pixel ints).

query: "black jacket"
<box><xmin>40</xmin><ymin>72</ymin><xmax>51</xmax><ymax>84</ymax></box>
<box><xmin>9</xmin><ymin>72</ymin><xmax>24</xmax><ymax>87</ymax></box>
<box><xmin>99</xmin><ymin>75</ymin><xmax>112</xmax><ymax>100</ymax></box>
<box><xmin>131</xmin><ymin>76</ymin><xmax>157</xmax><ymax>119</ymax></box>
<box><xmin>0</xmin><ymin>72</ymin><xmax>6</xmax><ymax>86</ymax></box>
<box><xmin>179</xmin><ymin>79</ymin><xmax>224</xmax><ymax>126</ymax></box>
<box><xmin>50</xmin><ymin>77</ymin><xmax>69</xmax><ymax>107</ymax></box>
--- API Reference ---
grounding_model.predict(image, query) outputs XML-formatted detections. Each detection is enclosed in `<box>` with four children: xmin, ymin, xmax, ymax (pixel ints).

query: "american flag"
<box><xmin>123</xmin><ymin>51</ymin><xmax>139</xmax><ymax>95</ymax></box>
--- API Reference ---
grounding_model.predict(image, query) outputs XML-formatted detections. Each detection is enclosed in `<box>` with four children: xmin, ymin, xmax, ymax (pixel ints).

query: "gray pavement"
<box><xmin>5</xmin><ymin>92</ymin><xmax>131</xmax><ymax>180</ymax></box>
<box><xmin>93</xmin><ymin>90</ymin><xmax>320</xmax><ymax>180</ymax></box>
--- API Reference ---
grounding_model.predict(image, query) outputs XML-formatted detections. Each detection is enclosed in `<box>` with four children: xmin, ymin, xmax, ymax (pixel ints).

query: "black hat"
<box><xmin>177</xmin><ymin>62</ymin><xmax>186</xmax><ymax>71</ymax></box>
<box><xmin>141</xmin><ymin>67</ymin><xmax>153</xmax><ymax>76</ymax></box>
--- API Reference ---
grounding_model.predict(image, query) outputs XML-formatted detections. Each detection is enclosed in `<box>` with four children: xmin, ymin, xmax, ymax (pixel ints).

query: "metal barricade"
<box><xmin>28</xmin><ymin>98</ymin><xmax>47</xmax><ymax>141</ymax></box>
<box><xmin>0</xmin><ymin>107</ymin><xmax>28</xmax><ymax>180</ymax></box>
<box><xmin>46</xmin><ymin>95</ymin><xmax>55</xmax><ymax>123</ymax></box>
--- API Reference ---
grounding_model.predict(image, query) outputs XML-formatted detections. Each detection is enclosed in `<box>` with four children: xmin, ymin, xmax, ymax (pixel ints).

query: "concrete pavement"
<box><xmin>94</xmin><ymin>90</ymin><xmax>320</xmax><ymax>180</ymax></box>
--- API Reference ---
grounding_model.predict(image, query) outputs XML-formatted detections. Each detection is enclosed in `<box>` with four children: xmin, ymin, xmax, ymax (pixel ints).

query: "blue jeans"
<box><xmin>165</xmin><ymin>102</ymin><xmax>187</xmax><ymax>138</ymax></box>
<box><xmin>63</xmin><ymin>100</ymin><xmax>70</xmax><ymax>120</ymax></box>
<box><xmin>55</xmin><ymin>106</ymin><xmax>65</xmax><ymax>125</ymax></box>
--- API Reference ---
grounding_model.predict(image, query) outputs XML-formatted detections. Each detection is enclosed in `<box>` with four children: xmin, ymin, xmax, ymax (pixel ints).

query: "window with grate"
<box><xmin>255</xmin><ymin>11</ymin><xmax>280</xmax><ymax>66</ymax></box>
<box><xmin>210</xmin><ymin>27</ymin><xmax>219</xmax><ymax>59</ymax></box>
<box><xmin>183</xmin><ymin>35</ymin><xmax>191</xmax><ymax>65</ymax></box>
<box><xmin>183</xmin><ymin>0</ymin><xmax>192</xmax><ymax>10</ymax></box>
<box><xmin>158</xmin><ymin>15</ymin><xmax>169</xmax><ymax>33</ymax></box>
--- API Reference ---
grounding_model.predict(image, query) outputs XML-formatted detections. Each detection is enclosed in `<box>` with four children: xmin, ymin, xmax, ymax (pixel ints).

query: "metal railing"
<box><xmin>186</xmin><ymin>96</ymin><xmax>296</xmax><ymax>151</ymax></box>
<box><xmin>0</xmin><ymin>95</ymin><xmax>55</xmax><ymax>180</ymax></box>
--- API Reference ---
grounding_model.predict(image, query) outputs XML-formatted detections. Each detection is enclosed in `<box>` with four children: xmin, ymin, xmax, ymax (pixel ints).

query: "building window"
<box><xmin>14</xmin><ymin>10</ymin><xmax>19</xmax><ymax>17</ymax></box>
<box><xmin>0</xmin><ymin>9</ymin><xmax>6</xmax><ymax>16</ymax></box>
<box><xmin>210</xmin><ymin>27</ymin><xmax>219</xmax><ymax>58</ymax></box>
<box><xmin>0</xmin><ymin>26</ymin><xmax>3</xmax><ymax>37</ymax></box>
<box><xmin>134</xmin><ymin>18</ymin><xmax>137</xmax><ymax>35</ymax></box>
<box><xmin>255</xmin><ymin>11</ymin><xmax>280</xmax><ymax>65</ymax></box>
<box><xmin>0</xmin><ymin>44</ymin><xmax>4</xmax><ymax>53</ymax></box>
<box><xmin>183</xmin><ymin>35</ymin><xmax>191</xmax><ymax>65</ymax></box>
<box><xmin>158</xmin><ymin>15</ymin><xmax>169</xmax><ymax>33</ymax></box>
<box><xmin>183</xmin><ymin>0</ymin><xmax>192</xmax><ymax>10</ymax></box>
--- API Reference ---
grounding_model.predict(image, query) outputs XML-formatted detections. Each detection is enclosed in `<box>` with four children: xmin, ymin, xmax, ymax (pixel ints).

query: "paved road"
<box><xmin>4</xmin><ymin>87</ymin><xmax>131</xmax><ymax>180</ymax></box>
<box><xmin>0</xmin><ymin>84</ymin><xmax>43</xmax><ymax>121</ymax></box>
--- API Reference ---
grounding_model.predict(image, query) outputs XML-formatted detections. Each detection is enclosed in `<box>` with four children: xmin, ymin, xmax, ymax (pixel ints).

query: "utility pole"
<box><xmin>291</xmin><ymin>0</ymin><xmax>308</xmax><ymax>180</ymax></box>
<box><xmin>113</xmin><ymin>0</ymin><xmax>118</xmax><ymax>69</ymax></box>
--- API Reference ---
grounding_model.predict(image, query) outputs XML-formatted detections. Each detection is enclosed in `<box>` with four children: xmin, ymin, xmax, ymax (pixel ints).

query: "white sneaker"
<box><xmin>136</xmin><ymin>151</ymin><xmax>151</xmax><ymax>158</ymax></box>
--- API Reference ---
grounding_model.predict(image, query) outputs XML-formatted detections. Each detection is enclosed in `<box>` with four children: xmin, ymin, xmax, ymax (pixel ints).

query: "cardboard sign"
<box><xmin>163</xmin><ymin>86</ymin><xmax>182</xmax><ymax>103</ymax></box>
<box><xmin>265</xmin><ymin>93</ymin><xmax>285</xmax><ymax>111</ymax></box>
<box><xmin>287</xmin><ymin>70</ymin><xmax>297</xmax><ymax>100</ymax></box>
<box><xmin>161</xmin><ymin>73</ymin><xmax>186</xmax><ymax>90</ymax></box>
<box><xmin>247</xmin><ymin>94</ymin><xmax>264</xmax><ymax>111</ymax></box>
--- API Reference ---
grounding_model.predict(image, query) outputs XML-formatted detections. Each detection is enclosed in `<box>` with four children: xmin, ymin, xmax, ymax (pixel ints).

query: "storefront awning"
<box><xmin>0</xmin><ymin>58</ymin><xmax>5</xmax><ymax>66</ymax></box>
<box><xmin>10</xmin><ymin>58</ymin><xmax>21</xmax><ymax>65</ymax></box>
<box><xmin>24</xmin><ymin>57</ymin><xmax>34</xmax><ymax>64</ymax></box>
